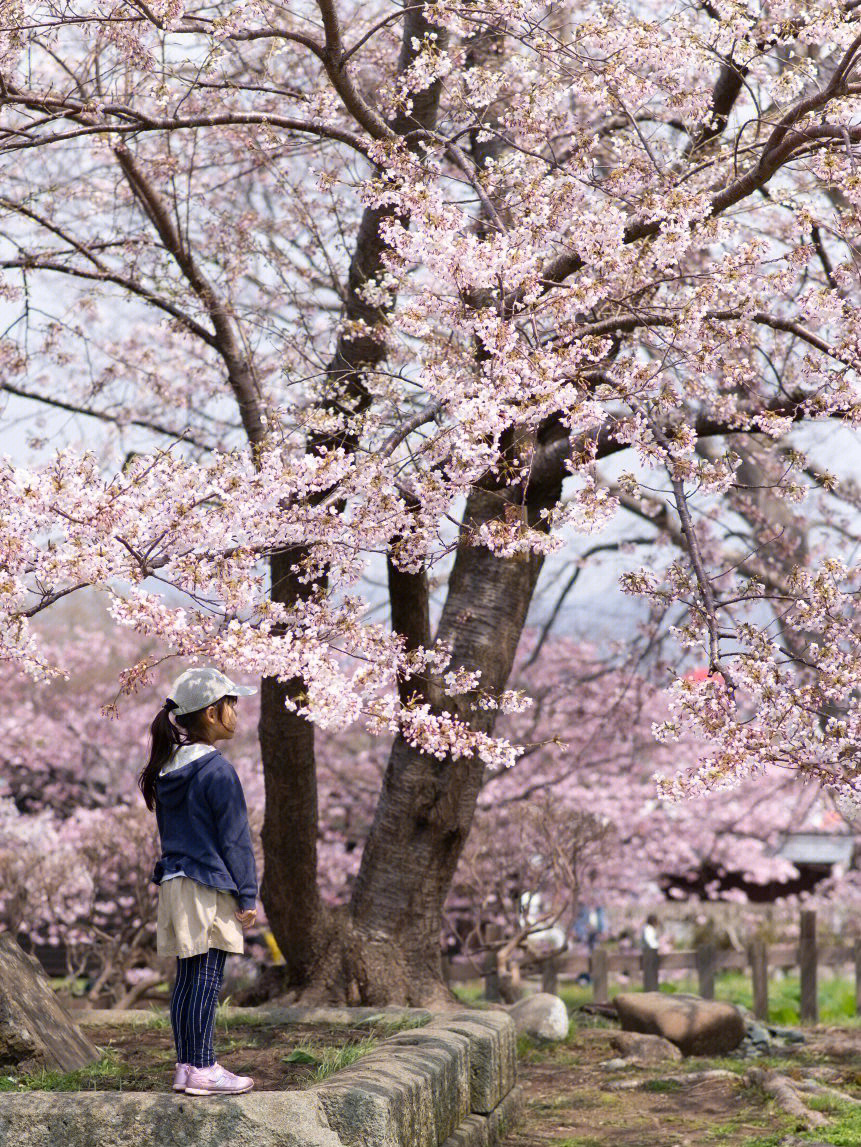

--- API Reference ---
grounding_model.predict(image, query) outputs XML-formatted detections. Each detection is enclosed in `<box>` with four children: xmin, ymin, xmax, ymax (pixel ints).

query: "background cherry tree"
<box><xmin>0</xmin><ymin>624</ymin><xmax>856</xmax><ymax>1004</ymax></box>
<box><xmin>0</xmin><ymin>0</ymin><xmax>860</xmax><ymax>1002</ymax></box>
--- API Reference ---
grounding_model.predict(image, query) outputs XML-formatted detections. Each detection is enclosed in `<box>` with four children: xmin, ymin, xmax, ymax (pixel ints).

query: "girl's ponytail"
<box><xmin>139</xmin><ymin>700</ymin><xmax>187</xmax><ymax>811</ymax></box>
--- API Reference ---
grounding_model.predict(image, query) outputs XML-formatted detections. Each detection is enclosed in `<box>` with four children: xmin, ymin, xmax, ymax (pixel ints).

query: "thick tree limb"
<box><xmin>387</xmin><ymin>556</ymin><xmax>434</xmax><ymax>706</ymax></box>
<box><xmin>0</xmin><ymin>89</ymin><xmax>373</xmax><ymax>155</ymax></box>
<box><xmin>524</xmin><ymin>394</ymin><xmax>859</xmax><ymax>502</ymax></box>
<box><xmin>113</xmin><ymin>146</ymin><xmax>267</xmax><ymax>446</ymax></box>
<box><xmin>562</xmin><ymin>310</ymin><xmax>858</xmax><ymax>371</ymax></box>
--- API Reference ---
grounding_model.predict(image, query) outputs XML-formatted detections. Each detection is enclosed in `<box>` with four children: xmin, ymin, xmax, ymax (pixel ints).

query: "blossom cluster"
<box><xmin>1</xmin><ymin>0</ymin><xmax>861</xmax><ymax>796</ymax></box>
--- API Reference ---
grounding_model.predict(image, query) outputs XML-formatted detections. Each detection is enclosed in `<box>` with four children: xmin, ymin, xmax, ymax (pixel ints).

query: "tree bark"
<box><xmin>292</xmin><ymin>474</ymin><xmax>562</xmax><ymax>1004</ymax></box>
<box><xmin>259</xmin><ymin>0</ymin><xmax>450</xmax><ymax>996</ymax></box>
<box><xmin>258</xmin><ymin>548</ymin><xmax>327</xmax><ymax>988</ymax></box>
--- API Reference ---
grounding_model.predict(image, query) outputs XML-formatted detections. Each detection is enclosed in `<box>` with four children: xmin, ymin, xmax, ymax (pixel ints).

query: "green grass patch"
<box><xmin>354</xmin><ymin>1012</ymin><xmax>432</xmax><ymax>1036</ymax></box>
<box><xmin>737</xmin><ymin>1093</ymin><xmax>861</xmax><ymax>1146</ymax></box>
<box><xmin>0</xmin><ymin>1049</ymin><xmax>126</xmax><ymax>1092</ymax></box>
<box><xmin>655</xmin><ymin>971</ymin><xmax>857</xmax><ymax>1026</ymax></box>
<box><xmin>714</xmin><ymin>971</ymin><xmax>857</xmax><ymax>1026</ymax></box>
<box><xmin>214</xmin><ymin>1002</ymin><xmax>277</xmax><ymax>1032</ymax></box>
<box><xmin>282</xmin><ymin>1037</ymin><xmax>379</xmax><ymax>1082</ymax></box>
<box><xmin>49</xmin><ymin>976</ymin><xmax>90</xmax><ymax>998</ymax></box>
<box><xmin>140</xmin><ymin>1008</ymin><xmax>171</xmax><ymax>1030</ymax></box>
<box><xmin>455</xmin><ymin>969</ymin><xmax>860</xmax><ymax>1026</ymax></box>
<box><xmin>451</xmin><ymin>982</ymin><xmax>486</xmax><ymax>1006</ymax></box>
<box><xmin>641</xmin><ymin>1077</ymin><xmax>683</xmax><ymax>1093</ymax></box>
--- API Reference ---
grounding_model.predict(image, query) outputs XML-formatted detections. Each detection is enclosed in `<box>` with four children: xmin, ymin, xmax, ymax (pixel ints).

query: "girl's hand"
<box><xmin>235</xmin><ymin>908</ymin><xmax>257</xmax><ymax>929</ymax></box>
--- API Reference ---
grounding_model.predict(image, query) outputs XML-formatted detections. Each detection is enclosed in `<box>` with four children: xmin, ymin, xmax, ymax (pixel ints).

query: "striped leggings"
<box><xmin>170</xmin><ymin>948</ymin><xmax>227</xmax><ymax>1068</ymax></box>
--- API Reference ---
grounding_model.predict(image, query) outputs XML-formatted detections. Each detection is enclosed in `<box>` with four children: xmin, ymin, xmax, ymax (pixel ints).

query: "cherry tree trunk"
<box><xmin>258</xmin><ymin>548</ymin><xmax>328</xmax><ymax>989</ymax></box>
<box><xmin>262</xmin><ymin>482</ymin><xmax>557</xmax><ymax>1005</ymax></box>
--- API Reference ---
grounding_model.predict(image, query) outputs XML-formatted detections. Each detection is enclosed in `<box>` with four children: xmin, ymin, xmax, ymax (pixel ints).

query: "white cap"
<box><xmin>167</xmin><ymin>667</ymin><xmax>256</xmax><ymax>716</ymax></box>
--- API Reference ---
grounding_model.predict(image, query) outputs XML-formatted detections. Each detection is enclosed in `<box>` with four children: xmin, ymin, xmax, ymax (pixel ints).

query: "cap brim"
<box><xmin>233</xmin><ymin>684</ymin><xmax>257</xmax><ymax>697</ymax></box>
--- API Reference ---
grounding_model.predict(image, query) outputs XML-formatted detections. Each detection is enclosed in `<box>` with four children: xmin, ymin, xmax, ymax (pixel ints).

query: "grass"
<box><xmin>49</xmin><ymin>976</ymin><xmax>89</xmax><ymax>998</ymax></box>
<box><xmin>641</xmin><ymin>1077</ymin><xmax>683</xmax><ymax>1093</ymax></box>
<box><xmin>509</xmin><ymin>982</ymin><xmax>861</xmax><ymax>1147</ymax></box>
<box><xmin>282</xmin><ymin>1036</ymin><xmax>379</xmax><ymax>1082</ymax></box>
<box><xmin>0</xmin><ymin>1032</ymin><xmax>381</xmax><ymax>1092</ymax></box>
<box><xmin>354</xmin><ymin>1012</ymin><xmax>432</xmax><ymax>1035</ymax></box>
<box><xmin>455</xmin><ymin>970</ymin><xmax>860</xmax><ymax>1026</ymax></box>
<box><xmin>0</xmin><ymin>1049</ymin><xmax>127</xmax><ymax>1092</ymax></box>
<box><xmin>213</xmin><ymin>1000</ymin><xmax>275</xmax><ymax>1032</ymax></box>
<box><xmin>708</xmin><ymin>971</ymin><xmax>858</xmax><ymax>1026</ymax></box>
<box><xmin>740</xmin><ymin>1105</ymin><xmax>861</xmax><ymax>1147</ymax></box>
<box><xmin>140</xmin><ymin>1008</ymin><xmax>171</xmax><ymax>1030</ymax></box>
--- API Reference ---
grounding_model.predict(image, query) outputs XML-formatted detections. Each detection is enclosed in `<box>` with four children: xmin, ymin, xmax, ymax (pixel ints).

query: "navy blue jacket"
<box><xmin>152</xmin><ymin>749</ymin><xmax>258</xmax><ymax>911</ymax></box>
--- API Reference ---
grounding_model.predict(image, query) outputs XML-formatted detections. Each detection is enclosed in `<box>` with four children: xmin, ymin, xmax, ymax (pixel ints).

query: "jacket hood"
<box><xmin>155</xmin><ymin>748</ymin><xmax>219</xmax><ymax>809</ymax></box>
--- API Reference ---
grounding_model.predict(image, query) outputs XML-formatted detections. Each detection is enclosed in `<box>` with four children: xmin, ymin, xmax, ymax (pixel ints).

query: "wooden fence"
<box><xmin>442</xmin><ymin>910</ymin><xmax>861</xmax><ymax>1022</ymax></box>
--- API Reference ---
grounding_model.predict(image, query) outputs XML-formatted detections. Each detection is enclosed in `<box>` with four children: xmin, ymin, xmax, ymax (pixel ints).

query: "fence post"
<box><xmin>642</xmin><ymin>947</ymin><xmax>659</xmax><ymax>992</ymax></box>
<box><xmin>696</xmin><ymin>942</ymin><xmax>717</xmax><ymax>999</ymax></box>
<box><xmin>591</xmin><ymin>946</ymin><xmax>609</xmax><ymax>1004</ymax></box>
<box><xmin>855</xmin><ymin>939</ymin><xmax>861</xmax><ymax>1017</ymax></box>
<box><xmin>483</xmin><ymin>948</ymin><xmax>501</xmax><ymax>1002</ymax></box>
<box><xmin>541</xmin><ymin>954</ymin><xmax>560</xmax><ymax>996</ymax></box>
<box><xmin>749</xmin><ymin>940</ymin><xmax>769</xmax><ymax>1022</ymax></box>
<box><xmin>799</xmin><ymin>909</ymin><xmax>818</xmax><ymax>1024</ymax></box>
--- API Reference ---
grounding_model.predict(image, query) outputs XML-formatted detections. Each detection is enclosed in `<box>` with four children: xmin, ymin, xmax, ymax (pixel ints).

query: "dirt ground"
<box><xmin>505</xmin><ymin>1021</ymin><xmax>861</xmax><ymax>1147</ymax></box>
<box><xmin>83</xmin><ymin>1020</ymin><xmax>372</xmax><ymax>1091</ymax></box>
<box><xmin>24</xmin><ymin>1006</ymin><xmax>861</xmax><ymax>1146</ymax></box>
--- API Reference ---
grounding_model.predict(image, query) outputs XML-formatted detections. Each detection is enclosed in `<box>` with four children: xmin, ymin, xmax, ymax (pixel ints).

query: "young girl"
<box><xmin>139</xmin><ymin>666</ymin><xmax>258</xmax><ymax>1096</ymax></box>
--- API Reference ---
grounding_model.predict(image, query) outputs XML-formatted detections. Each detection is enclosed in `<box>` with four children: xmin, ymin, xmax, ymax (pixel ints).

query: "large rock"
<box><xmin>507</xmin><ymin>993</ymin><xmax>569</xmax><ymax>1041</ymax></box>
<box><xmin>0</xmin><ymin>933</ymin><xmax>99</xmax><ymax>1073</ymax></box>
<box><xmin>609</xmin><ymin>1031</ymin><xmax>683</xmax><ymax>1064</ymax></box>
<box><xmin>614</xmin><ymin>992</ymin><xmax>744</xmax><ymax>1056</ymax></box>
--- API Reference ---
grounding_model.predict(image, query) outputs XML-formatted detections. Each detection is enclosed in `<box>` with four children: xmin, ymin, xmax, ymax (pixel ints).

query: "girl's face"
<box><xmin>201</xmin><ymin>698</ymin><xmax>238</xmax><ymax>742</ymax></box>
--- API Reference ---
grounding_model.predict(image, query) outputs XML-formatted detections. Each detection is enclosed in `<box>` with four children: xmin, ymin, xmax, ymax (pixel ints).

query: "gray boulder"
<box><xmin>614</xmin><ymin>992</ymin><xmax>744</xmax><ymax>1056</ymax></box>
<box><xmin>610</xmin><ymin>1031</ymin><xmax>683</xmax><ymax>1064</ymax></box>
<box><xmin>507</xmin><ymin>993</ymin><xmax>569</xmax><ymax>1041</ymax></box>
<box><xmin>0</xmin><ymin>933</ymin><xmax>99</xmax><ymax>1073</ymax></box>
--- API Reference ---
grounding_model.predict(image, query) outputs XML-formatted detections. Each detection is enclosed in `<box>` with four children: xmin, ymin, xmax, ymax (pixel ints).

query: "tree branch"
<box><xmin>112</xmin><ymin>145</ymin><xmax>267</xmax><ymax>445</ymax></box>
<box><xmin>0</xmin><ymin>382</ymin><xmax>214</xmax><ymax>448</ymax></box>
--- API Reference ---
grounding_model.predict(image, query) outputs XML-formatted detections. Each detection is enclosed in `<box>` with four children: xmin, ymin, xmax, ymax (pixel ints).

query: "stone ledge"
<box><xmin>440</xmin><ymin>1086</ymin><xmax>523</xmax><ymax>1147</ymax></box>
<box><xmin>0</xmin><ymin>1091</ymin><xmax>343</xmax><ymax>1147</ymax></box>
<box><xmin>76</xmin><ymin>1005</ymin><xmax>434</xmax><ymax>1028</ymax></box>
<box><xmin>0</xmin><ymin>1009</ymin><xmax>519</xmax><ymax>1147</ymax></box>
<box><xmin>318</xmin><ymin>1023</ymin><xmax>470</xmax><ymax>1146</ymax></box>
<box><xmin>433</xmin><ymin>1012</ymin><xmax>516</xmax><ymax>1114</ymax></box>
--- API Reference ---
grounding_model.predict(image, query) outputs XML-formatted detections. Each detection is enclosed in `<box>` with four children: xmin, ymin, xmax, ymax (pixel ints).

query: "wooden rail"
<box><xmin>443</xmin><ymin>911</ymin><xmax>861</xmax><ymax>1020</ymax></box>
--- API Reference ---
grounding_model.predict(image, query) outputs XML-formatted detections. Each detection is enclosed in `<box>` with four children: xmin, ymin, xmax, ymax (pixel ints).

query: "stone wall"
<box><xmin>0</xmin><ymin>1007</ymin><xmax>520</xmax><ymax>1147</ymax></box>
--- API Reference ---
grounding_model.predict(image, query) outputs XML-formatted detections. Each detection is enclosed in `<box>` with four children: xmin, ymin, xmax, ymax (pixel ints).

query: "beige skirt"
<box><xmin>157</xmin><ymin>876</ymin><xmax>244</xmax><ymax>959</ymax></box>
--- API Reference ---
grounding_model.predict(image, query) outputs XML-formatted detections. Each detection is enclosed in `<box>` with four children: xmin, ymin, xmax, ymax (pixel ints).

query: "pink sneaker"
<box><xmin>173</xmin><ymin>1063</ymin><xmax>190</xmax><ymax>1091</ymax></box>
<box><xmin>184</xmin><ymin>1062</ymin><xmax>254</xmax><ymax>1096</ymax></box>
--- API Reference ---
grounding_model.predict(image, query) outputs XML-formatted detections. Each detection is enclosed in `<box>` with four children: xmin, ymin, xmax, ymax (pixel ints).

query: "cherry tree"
<box><xmin>468</xmin><ymin>635</ymin><xmax>861</xmax><ymax>914</ymax></box>
<box><xmin>0</xmin><ymin>625</ymin><xmax>264</xmax><ymax>1003</ymax></box>
<box><xmin>0</xmin><ymin>625</ymin><xmax>857</xmax><ymax>1001</ymax></box>
<box><xmin>1</xmin><ymin>0</ymin><xmax>861</xmax><ymax>1003</ymax></box>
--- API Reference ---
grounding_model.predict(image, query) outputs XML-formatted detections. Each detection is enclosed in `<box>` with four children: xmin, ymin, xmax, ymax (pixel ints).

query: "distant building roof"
<box><xmin>777</xmin><ymin>832</ymin><xmax>855</xmax><ymax>866</ymax></box>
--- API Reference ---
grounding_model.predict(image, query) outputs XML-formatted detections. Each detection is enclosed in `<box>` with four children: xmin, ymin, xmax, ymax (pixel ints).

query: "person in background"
<box><xmin>641</xmin><ymin>913</ymin><xmax>661</xmax><ymax>952</ymax></box>
<box><xmin>574</xmin><ymin>903</ymin><xmax>607</xmax><ymax>953</ymax></box>
<box><xmin>139</xmin><ymin>667</ymin><xmax>258</xmax><ymax>1096</ymax></box>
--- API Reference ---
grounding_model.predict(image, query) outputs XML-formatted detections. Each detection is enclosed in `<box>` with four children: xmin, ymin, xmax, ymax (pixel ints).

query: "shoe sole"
<box><xmin>185</xmin><ymin>1084</ymin><xmax>254</xmax><ymax>1096</ymax></box>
